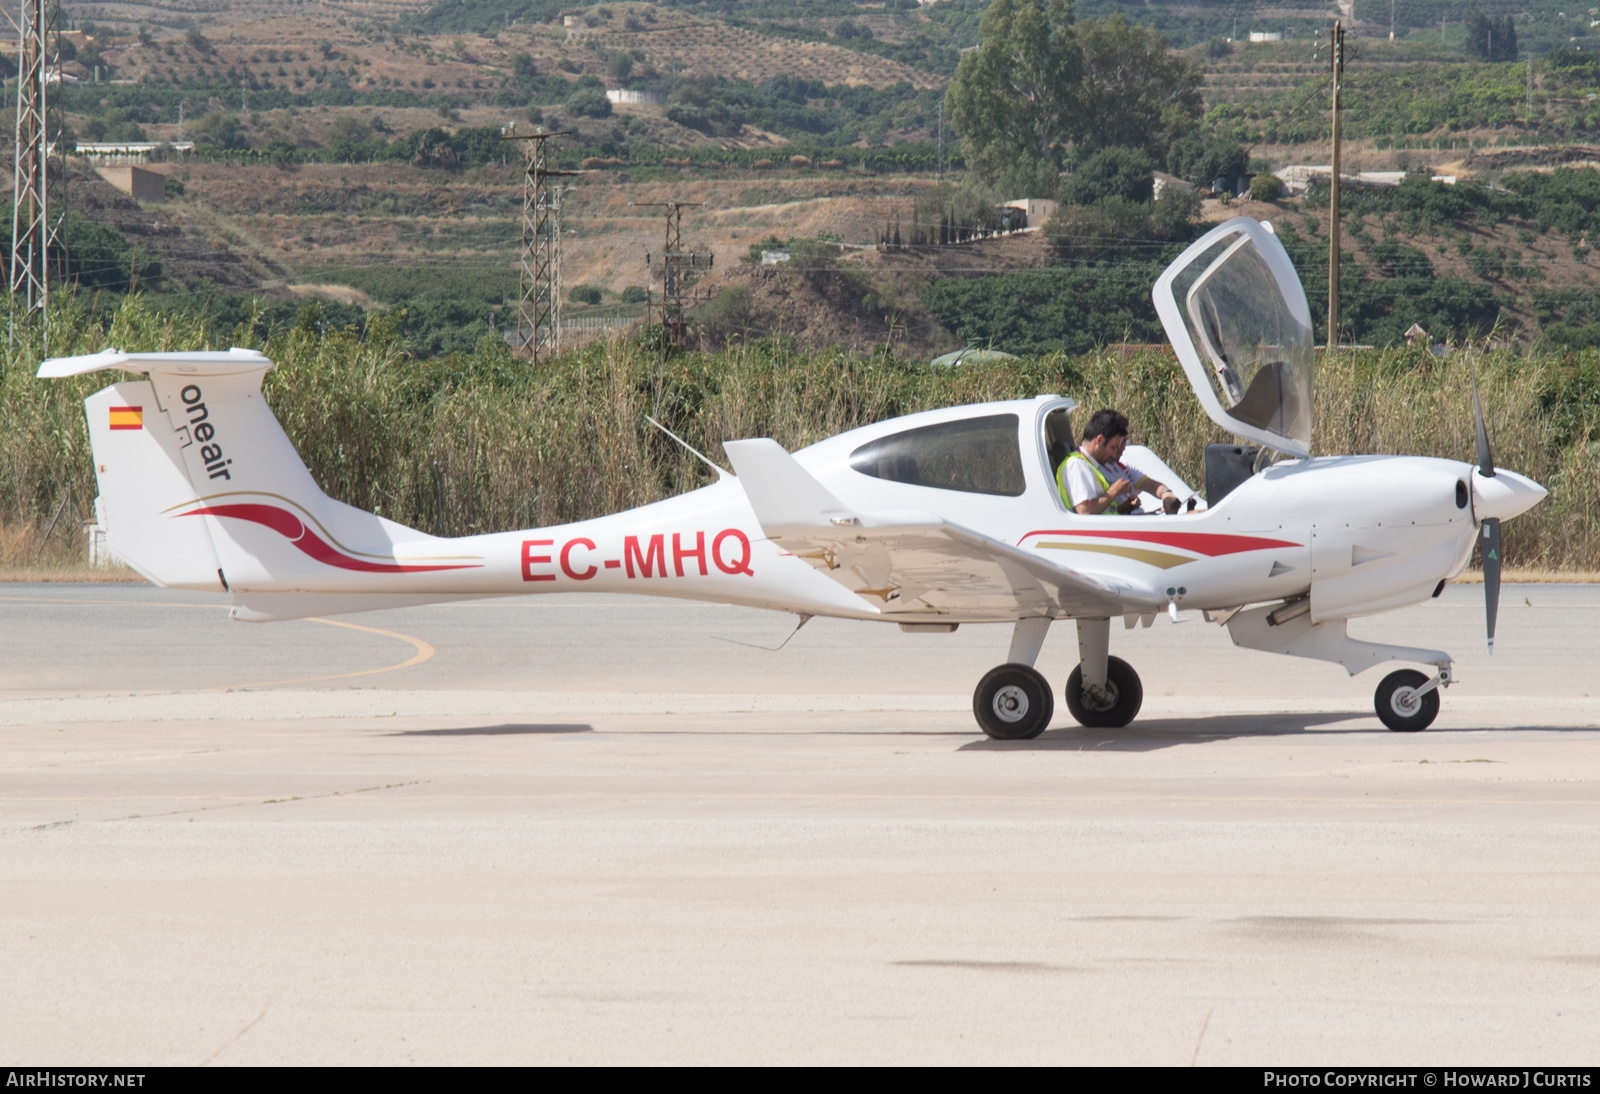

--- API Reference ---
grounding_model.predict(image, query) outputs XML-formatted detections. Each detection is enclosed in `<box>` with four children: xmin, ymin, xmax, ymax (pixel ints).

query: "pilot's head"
<box><xmin>1082</xmin><ymin>409</ymin><xmax>1130</xmax><ymax>461</ymax></box>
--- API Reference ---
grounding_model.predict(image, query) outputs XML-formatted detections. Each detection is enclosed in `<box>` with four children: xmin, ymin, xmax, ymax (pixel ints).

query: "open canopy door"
<box><xmin>1153</xmin><ymin>217</ymin><xmax>1315</xmax><ymax>458</ymax></box>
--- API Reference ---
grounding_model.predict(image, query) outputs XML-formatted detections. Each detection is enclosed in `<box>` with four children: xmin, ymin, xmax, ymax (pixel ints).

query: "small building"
<box><xmin>1000</xmin><ymin>198</ymin><xmax>1057</xmax><ymax>228</ymax></box>
<box><xmin>1248</xmin><ymin>31</ymin><xmax>1283</xmax><ymax>42</ymax></box>
<box><xmin>1404</xmin><ymin>323</ymin><xmax>1430</xmax><ymax>347</ymax></box>
<box><xmin>95</xmin><ymin>165</ymin><xmax>165</xmax><ymax>202</ymax></box>
<box><xmin>606</xmin><ymin>88</ymin><xmax>665</xmax><ymax>106</ymax></box>
<box><xmin>74</xmin><ymin>141</ymin><xmax>195</xmax><ymax>166</ymax></box>
<box><xmin>761</xmin><ymin>249</ymin><xmax>791</xmax><ymax>265</ymax></box>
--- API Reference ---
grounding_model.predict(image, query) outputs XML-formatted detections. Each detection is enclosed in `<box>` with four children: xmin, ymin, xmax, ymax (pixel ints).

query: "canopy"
<box><xmin>1152</xmin><ymin>218</ymin><xmax>1315</xmax><ymax>458</ymax></box>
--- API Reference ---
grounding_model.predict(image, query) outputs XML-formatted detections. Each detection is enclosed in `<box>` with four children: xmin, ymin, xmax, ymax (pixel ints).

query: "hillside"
<box><xmin>28</xmin><ymin>0</ymin><xmax>1600</xmax><ymax>356</ymax></box>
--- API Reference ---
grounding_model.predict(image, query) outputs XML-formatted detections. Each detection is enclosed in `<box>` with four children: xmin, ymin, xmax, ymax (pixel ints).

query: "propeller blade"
<box><xmin>1471</xmin><ymin>360</ymin><xmax>1496</xmax><ymax>479</ymax></box>
<box><xmin>1481</xmin><ymin>517</ymin><xmax>1502</xmax><ymax>655</ymax></box>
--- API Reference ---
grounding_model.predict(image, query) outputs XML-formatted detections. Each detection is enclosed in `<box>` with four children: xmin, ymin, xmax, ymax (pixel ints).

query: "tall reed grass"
<box><xmin>3</xmin><ymin>293</ymin><xmax>1596</xmax><ymax>570</ymax></box>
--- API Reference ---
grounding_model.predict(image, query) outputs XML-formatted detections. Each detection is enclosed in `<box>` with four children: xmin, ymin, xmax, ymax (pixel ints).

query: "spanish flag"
<box><xmin>108</xmin><ymin>406</ymin><xmax>143</xmax><ymax>431</ymax></box>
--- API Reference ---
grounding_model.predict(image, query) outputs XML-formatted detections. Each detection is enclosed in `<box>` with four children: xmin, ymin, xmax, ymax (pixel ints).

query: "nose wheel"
<box><xmin>1375</xmin><ymin>669</ymin><xmax>1441</xmax><ymax>732</ymax></box>
<box><xmin>973</xmin><ymin>663</ymin><xmax>1054</xmax><ymax>740</ymax></box>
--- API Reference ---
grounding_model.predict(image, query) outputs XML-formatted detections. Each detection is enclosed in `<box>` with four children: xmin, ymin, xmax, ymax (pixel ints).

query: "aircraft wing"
<box><xmin>724</xmin><ymin>439</ymin><xmax>1130</xmax><ymax>619</ymax></box>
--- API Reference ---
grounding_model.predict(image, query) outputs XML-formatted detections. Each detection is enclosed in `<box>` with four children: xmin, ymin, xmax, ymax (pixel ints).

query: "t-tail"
<box><xmin>40</xmin><ymin>348</ymin><xmax>486</xmax><ymax>620</ymax></box>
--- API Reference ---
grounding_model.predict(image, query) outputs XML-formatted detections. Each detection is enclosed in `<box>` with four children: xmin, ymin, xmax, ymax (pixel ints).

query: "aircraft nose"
<box><xmin>1472</xmin><ymin>467</ymin><xmax>1548</xmax><ymax>523</ymax></box>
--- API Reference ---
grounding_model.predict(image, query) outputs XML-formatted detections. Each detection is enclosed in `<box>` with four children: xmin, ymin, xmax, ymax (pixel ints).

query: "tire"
<box><xmin>1064</xmin><ymin>655</ymin><xmax>1143</xmax><ymax>729</ymax></box>
<box><xmin>973</xmin><ymin>663</ymin><xmax>1054</xmax><ymax>740</ymax></box>
<box><xmin>1375</xmin><ymin>669</ymin><xmax>1439</xmax><ymax>732</ymax></box>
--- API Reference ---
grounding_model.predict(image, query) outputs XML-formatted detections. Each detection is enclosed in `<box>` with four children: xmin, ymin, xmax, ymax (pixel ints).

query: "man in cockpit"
<box><xmin>1058</xmin><ymin>409</ymin><xmax>1183</xmax><ymax>516</ymax></box>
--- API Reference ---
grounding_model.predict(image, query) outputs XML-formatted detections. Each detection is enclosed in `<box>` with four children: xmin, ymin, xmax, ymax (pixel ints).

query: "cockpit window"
<box><xmin>849</xmin><ymin>414</ymin><xmax>1025</xmax><ymax>496</ymax></box>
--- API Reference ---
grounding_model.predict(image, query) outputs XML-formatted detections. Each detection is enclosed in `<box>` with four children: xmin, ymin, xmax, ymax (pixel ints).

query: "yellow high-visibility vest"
<box><xmin>1059</xmin><ymin>451</ymin><xmax>1135</xmax><ymax>514</ymax></box>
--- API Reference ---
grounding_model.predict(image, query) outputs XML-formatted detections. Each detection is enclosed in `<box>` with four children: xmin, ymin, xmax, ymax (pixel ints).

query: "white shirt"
<box><xmin>1060</xmin><ymin>450</ymin><xmax>1150</xmax><ymax>510</ymax></box>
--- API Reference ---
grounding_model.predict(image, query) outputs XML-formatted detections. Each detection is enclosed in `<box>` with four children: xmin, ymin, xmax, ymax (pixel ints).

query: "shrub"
<box><xmin>568</xmin><ymin>285</ymin><xmax>603</xmax><ymax>305</ymax></box>
<box><xmin>1249</xmin><ymin>173</ymin><xmax>1284</xmax><ymax>202</ymax></box>
<box><xmin>620</xmin><ymin>286</ymin><xmax>647</xmax><ymax>304</ymax></box>
<box><xmin>565</xmin><ymin>86</ymin><xmax>612</xmax><ymax>118</ymax></box>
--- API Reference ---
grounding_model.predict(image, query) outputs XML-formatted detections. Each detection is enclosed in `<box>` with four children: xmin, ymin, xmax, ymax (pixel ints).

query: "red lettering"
<box><xmin>673</xmin><ymin>531</ymin><xmax>708</xmax><ymax>577</ymax></box>
<box><xmin>624</xmin><ymin>534</ymin><xmax>666</xmax><ymax>579</ymax></box>
<box><xmin>560</xmin><ymin>537</ymin><xmax>597</xmax><ymax>580</ymax></box>
<box><xmin>604</xmin><ymin>559</ymin><xmax>621</xmax><ymax>569</ymax></box>
<box><xmin>713</xmin><ymin>528</ymin><xmax>754</xmax><ymax>576</ymax></box>
<box><xmin>521</xmin><ymin>539</ymin><xmax>555</xmax><ymax>582</ymax></box>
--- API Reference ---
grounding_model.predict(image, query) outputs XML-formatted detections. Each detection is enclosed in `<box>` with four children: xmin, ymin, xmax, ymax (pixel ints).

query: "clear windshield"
<box><xmin>1163</xmin><ymin>227</ymin><xmax>1314</xmax><ymax>453</ymax></box>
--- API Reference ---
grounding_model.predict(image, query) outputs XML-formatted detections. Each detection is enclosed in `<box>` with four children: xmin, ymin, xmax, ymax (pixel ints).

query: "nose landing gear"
<box><xmin>1374</xmin><ymin>668</ymin><xmax>1446</xmax><ymax>732</ymax></box>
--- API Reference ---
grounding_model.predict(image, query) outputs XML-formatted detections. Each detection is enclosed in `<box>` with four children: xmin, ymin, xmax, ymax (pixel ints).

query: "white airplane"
<box><xmin>41</xmin><ymin>218</ymin><xmax>1547</xmax><ymax>738</ymax></box>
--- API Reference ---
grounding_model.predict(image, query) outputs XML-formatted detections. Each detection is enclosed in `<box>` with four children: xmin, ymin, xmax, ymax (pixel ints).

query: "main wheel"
<box><xmin>1064</xmin><ymin>655</ymin><xmax>1143</xmax><ymax>728</ymax></box>
<box><xmin>973</xmin><ymin>663</ymin><xmax>1054</xmax><ymax>740</ymax></box>
<box><xmin>1375</xmin><ymin>669</ymin><xmax>1439</xmax><ymax>732</ymax></box>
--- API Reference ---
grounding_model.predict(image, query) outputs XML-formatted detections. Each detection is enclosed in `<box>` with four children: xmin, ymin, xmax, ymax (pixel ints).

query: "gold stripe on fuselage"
<box><xmin>1033</xmin><ymin>541</ymin><xmax>1193</xmax><ymax>570</ymax></box>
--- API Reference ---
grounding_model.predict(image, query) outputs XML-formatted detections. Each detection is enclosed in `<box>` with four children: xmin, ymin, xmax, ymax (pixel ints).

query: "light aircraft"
<box><xmin>41</xmin><ymin>218</ymin><xmax>1547</xmax><ymax>738</ymax></box>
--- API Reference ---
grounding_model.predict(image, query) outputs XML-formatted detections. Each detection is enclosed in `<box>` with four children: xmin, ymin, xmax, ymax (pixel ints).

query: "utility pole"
<box><xmin>1328</xmin><ymin>21</ymin><xmax>1345</xmax><ymax>352</ymax></box>
<box><xmin>1390</xmin><ymin>0</ymin><xmax>1395</xmax><ymax>40</ymax></box>
<box><xmin>936</xmin><ymin>98</ymin><xmax>945</xmax><ymax>181</ymax></box>
<box><xmin>11</xmin><ymin>0</ymin><xmax>66</xmax><ymax>319</ymax></box>
<box><xmin>1527</xmin><ymin>52</ymin><xmax>1534</xmax><ymax>115</ymax></box>
<box><xmin>634</xmin><ymin>200</ymin><xmax>712</xmax><ymax>353</ymax></box>
<box><xmin>500</xmin><ymin>127</ymin><xmax>576</xmax><ymax>363</ymax></box>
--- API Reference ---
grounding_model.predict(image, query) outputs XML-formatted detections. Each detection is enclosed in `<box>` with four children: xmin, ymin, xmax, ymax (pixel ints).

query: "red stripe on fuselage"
<box><xmin>183</xmin><ymin>503</ymin><xmax>480</xmax><ymax>573</ymax></box>
<box><xmin>1018</xmin><ymin>529</ymin><xmax>1300</xmax><ymax>555</ymax></box>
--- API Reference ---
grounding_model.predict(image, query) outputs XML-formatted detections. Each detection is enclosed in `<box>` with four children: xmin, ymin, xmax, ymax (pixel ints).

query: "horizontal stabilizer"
<box><xmin>37</xmin><ymin>347</ymin><xmax>273</xmax><ymax>379</ymax></box>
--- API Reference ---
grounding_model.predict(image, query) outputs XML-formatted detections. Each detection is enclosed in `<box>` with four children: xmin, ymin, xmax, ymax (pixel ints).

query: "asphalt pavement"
<box><xmin>3</xmin><ymin>582</ymin><xmax>1599</xmax><ymax>1064</ymax></box>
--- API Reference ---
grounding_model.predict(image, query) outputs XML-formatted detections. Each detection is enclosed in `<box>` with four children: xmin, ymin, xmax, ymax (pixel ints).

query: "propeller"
<box><xmin>1471</xmin><ymin>361</ymin><xmax>1501</xmax><ymax>655</ymax></box>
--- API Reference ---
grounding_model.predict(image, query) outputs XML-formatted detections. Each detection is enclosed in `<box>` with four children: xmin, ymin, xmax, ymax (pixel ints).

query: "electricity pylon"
<box><xmin>634</xmin><ymin>200</ymin><xmax>713</xmax><ymax>350</ymax></box>
<box><xmin>500</xmin><ymin>127</ymin><xmax>576</xmax><ymax>362</ymax></box>
<box><xmin>11</xmin><ymin>0</ymin><xmax>67</xmax><ymax>317</ymax></box>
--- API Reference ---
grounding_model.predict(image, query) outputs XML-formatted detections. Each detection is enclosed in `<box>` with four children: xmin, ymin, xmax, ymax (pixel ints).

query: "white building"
<box><xmin>73</xmin><ymin>141</ymin><xmax>195</xmax><ymax>166</ymax></box>
<box><xmin>605</xmin><ymin>89</ymin><xmax>665</xmax><ymax>106</ymax></box>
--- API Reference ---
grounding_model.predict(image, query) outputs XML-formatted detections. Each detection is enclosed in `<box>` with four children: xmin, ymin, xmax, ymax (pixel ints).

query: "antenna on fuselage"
<box><xmin>645</xmin><ymin>415</ymin><xmax>732</xmax><ymax>480</ymax></box>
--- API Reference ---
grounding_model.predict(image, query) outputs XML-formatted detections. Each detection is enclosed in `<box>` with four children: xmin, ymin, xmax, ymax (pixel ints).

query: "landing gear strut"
<box><xmin>1061</xmin><ymin>617</ymin><xmax>1144</xmax><ymax>728</ymax></box>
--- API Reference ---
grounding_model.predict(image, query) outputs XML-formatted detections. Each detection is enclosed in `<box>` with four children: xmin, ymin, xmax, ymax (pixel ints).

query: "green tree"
<box><xmin>1061</xmin><ymin>146</ymin><xmax>1154</xmax><ymax>205</ymax></box>
<box><xmin>187</xmin><ymin>110</ymin><xmax>248</xmax><ymax>150</ymax></box>
<box><xmin>1166</xmin><ymin>132</ymin><xmax>1248</xmax><ymax>188</ymax></box>
<box><xmin>1072</xmin><ymin>15</ymin><xmax>1202</xmax><ymax>163</ymax></box>
<box><xmin>944</xmin><ymin>0</ymin><xmax>1081</xmax><ymax>198</ymax></box>
<box><xmin>1466</xmin><ymin>12</ymin><xmax>1517</xmax><ymax>62</ymax></box>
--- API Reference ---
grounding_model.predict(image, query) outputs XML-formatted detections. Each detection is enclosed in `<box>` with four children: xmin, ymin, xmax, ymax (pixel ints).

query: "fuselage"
<box><xmin>218</xmin><ymin>396</ymin><xmax>1545</xmax><ymax>626</ymax></box>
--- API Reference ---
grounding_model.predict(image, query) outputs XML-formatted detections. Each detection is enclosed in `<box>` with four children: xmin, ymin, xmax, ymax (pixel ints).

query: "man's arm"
<box><xmin>1074</xmin><ymin>476</ymin><xmax>1135</xmax><ymax>515</ymax></box>
<box><xmin>1133</xmin><ymin>474</ymin><xmax>1183</xmax><ymax>514</ymax></box>
<box><xmin>1064</xmin><ymin>460</ymin><xmax>1130</xmax><ymax>515</ymax></box>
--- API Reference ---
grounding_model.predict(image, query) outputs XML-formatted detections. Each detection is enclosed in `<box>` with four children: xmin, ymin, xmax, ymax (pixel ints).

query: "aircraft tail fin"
<box><xmin>42</xmin><ymin>349</ymin><xmax>452</xmax><ymax>593</ymax></box>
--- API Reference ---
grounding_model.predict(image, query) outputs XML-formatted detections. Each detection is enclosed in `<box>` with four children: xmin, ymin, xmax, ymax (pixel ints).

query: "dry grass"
<box><xmin>4</xmin><ymin>298</ymin><xmax>1597</xmax><ymax>573</ymax></box>
<box><xmin>1451</xmin><ymin>569</ymin><xmax>1600</xmax><ymax>584</ymax></box>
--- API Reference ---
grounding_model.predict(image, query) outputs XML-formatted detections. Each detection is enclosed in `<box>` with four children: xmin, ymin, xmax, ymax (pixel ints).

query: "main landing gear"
<box><xmin>972</xmin><ymin>618</ymin><xmax>1145</xmax><ymax>740</ymax></box>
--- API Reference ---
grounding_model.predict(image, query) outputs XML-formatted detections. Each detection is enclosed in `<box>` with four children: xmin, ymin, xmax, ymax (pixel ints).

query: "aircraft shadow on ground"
<box><xmin>961</xmin><ymin>713</ymin><xmax>1599</xmax><ymax>752</ymax></box>
<box><xmin>388</xmin><ymin>723</ymin><xmax>594</xmax><ymax>737</ymax></box>
<box><xmin>963</xmin><ymin>711</ymin><xmax>1388</xmax><ymax>752</ymax></box>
